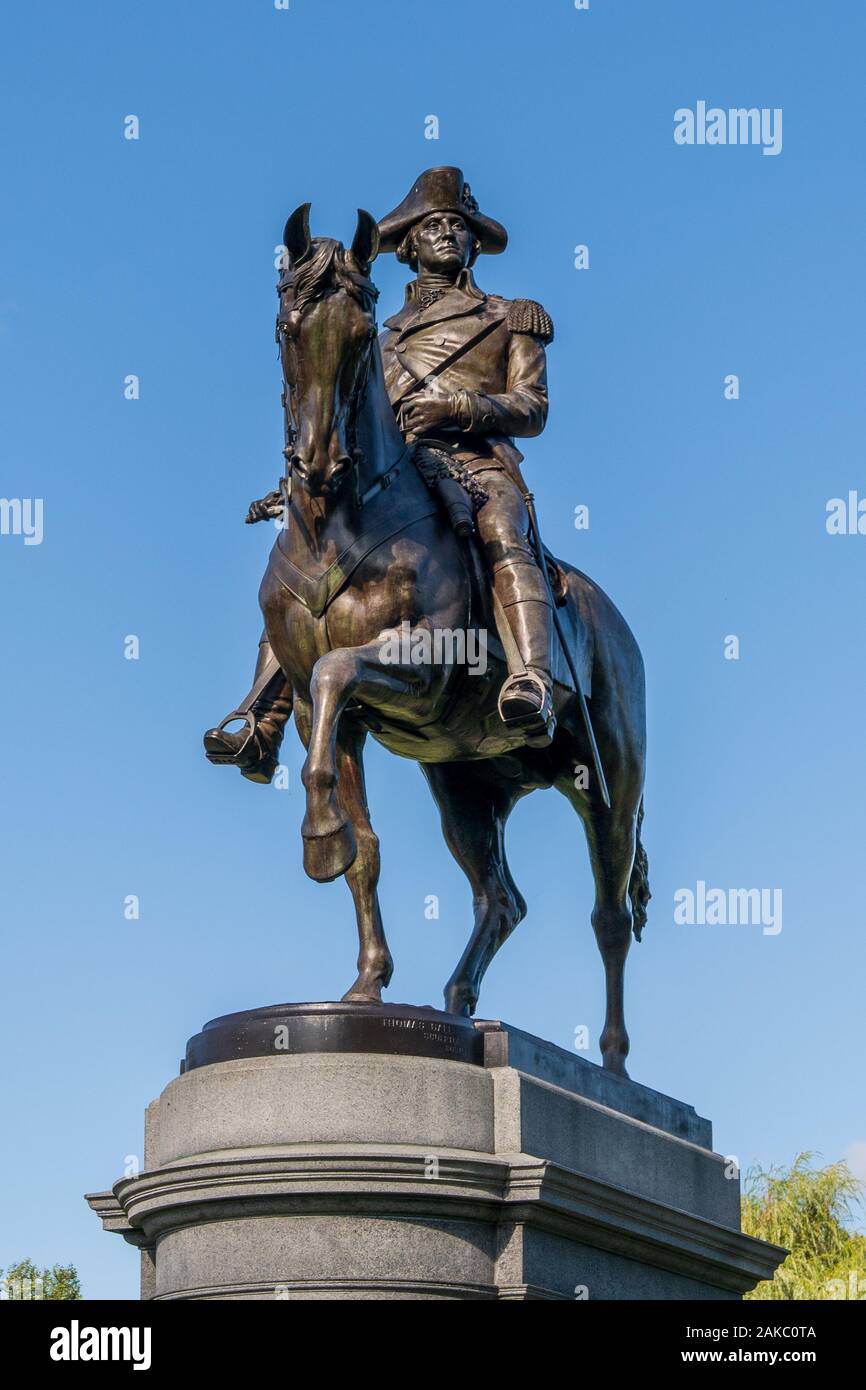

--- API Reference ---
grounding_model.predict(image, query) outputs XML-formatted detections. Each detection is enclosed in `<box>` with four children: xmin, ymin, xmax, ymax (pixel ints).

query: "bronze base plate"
<box><xmin>182</xmin><ymin>1001</ymin><xmax>483</xmax><ymax>1074</ymax></box>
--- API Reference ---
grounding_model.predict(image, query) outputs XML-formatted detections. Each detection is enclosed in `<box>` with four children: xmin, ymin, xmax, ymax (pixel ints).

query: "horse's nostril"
<box><xmin>330</xmin><ymin>458</ymin><xmax>352</xmax><ymax>483</ymax></box>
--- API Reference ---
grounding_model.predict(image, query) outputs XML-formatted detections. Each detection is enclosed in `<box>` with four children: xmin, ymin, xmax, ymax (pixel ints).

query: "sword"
<box><xmin>524</xmin><ymin>491</ymin><xmax>611</xmax><ymax>810</ymax></box>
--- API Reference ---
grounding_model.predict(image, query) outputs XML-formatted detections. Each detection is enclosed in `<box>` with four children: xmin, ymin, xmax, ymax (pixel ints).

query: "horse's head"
<box><xmin>279</xmin><ymin>204</ymin><xmax>380</xmax><ymax>498</ymax></box>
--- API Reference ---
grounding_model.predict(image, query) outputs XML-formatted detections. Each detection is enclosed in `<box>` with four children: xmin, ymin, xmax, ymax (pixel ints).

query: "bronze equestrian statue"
<box><xmin>203</xmin><ymin>168</ymin><xmax>649</xmax><ymax>1076</ymax></box>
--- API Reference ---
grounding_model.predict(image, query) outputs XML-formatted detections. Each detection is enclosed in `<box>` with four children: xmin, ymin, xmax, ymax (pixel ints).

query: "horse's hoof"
<box><xmin>444</xmin><ymin>984</ymin><xmax>477</xmax><ymax>1017</ymax></box>
<box><xmin>340</xmin><ymin>955</ymin><xmax>393</xmax><ymax>1003</ymax></box>
<box><xmin>602</xmin><ymin>1053</ymin><xmax>630</xmax><ymax>1079</ymax></box>
<box><xmin>302</xmin><ymin>820</ymin><xmax>357</xmax><ymax>882</ymax></box>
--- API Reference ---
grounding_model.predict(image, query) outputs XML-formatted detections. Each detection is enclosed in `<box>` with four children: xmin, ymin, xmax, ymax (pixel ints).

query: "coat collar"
<box><xmin>383</xmin><ymin>268</ymin><xmax>487</xmax><ymax>336</ymax></box>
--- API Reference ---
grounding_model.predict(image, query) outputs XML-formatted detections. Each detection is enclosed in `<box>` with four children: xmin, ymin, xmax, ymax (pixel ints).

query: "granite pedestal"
<box><xmin>86</xmin><ymin>1004</ymin><xmax>785</xmax><ymax>1300</ymax></box>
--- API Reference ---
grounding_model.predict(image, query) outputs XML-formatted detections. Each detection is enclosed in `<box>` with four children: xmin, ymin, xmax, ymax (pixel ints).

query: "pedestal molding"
<box><xmin>103</xmin><ymin>1146</ymin><xmax>783</xmax><ymax>1295</ymax></box>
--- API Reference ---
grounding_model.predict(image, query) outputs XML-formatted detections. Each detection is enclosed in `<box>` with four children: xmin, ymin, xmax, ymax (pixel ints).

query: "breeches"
<box><xmin>474</xmin><ymin>470</ymin><xmax>548</xmax><ymax>607</ymax></box>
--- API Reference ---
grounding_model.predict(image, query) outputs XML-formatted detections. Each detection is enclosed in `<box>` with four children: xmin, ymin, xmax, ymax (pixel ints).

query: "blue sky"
<box><xmin>1</xmin><ymin>0</ymin><xmax>863</xmax><ymax>1298</ymax></box>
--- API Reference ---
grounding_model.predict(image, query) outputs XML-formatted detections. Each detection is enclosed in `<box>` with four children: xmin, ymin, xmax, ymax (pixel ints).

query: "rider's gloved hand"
<box><xmin>245</xmin><ymin>490</ymin><xmax>285</xmax><ymax>524</ymax></box>
<box><xmin>401</xmin><ymin>394</ymin><xmax>456</xmax><ymax>437</ymax></box>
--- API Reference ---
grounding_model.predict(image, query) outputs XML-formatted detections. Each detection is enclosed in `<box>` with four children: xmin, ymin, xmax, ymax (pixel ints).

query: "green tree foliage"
<box><xmin>743</xmin><ymin>1152</ymin><xmax>866</xmax><ymax>1300</ymax></box>
<box><xmin>2</xmin><ymin>1257</ymin><xmax>82</xmax><ymax>1300</ymax></box>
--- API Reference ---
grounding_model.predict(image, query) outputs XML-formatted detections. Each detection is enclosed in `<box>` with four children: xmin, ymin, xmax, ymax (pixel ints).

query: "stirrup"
<box><xmin>203</xmin><ymin>710</ymin><xmax>258</xmax><ymax>765</ymax></box>
<box><xmin>204</xmin><ymin>710</ymin><xmax>279</xmax><ymax>784</ymax></box>
<box><xmin>498</xmin><ymin>672</ymin><xmax>555</xmax><ymax>747</ymax></box>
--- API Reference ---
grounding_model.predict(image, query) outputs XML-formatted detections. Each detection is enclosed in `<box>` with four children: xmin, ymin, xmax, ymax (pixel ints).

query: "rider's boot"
<box><xmin>203</xmin><ymin>640</ymin><xmax>292</xmax><ymax>784</ymax></box>
<box><xmin>494</xmin><ymin>561</ymin><xmax>556</xmax><ymax>748</ymax></box>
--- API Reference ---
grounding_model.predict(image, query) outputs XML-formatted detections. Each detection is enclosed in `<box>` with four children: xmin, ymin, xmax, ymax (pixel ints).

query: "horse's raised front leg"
<box><xmin>301</xmin><ymin>636</ymin><xmax>434</xmax><ymax>882</ymax></box>
<box><xmin>293</xmin><ymin>698</ymin><xmax>393</xmax><ymax>1001</ymax></box>
<box><xmin>422</xmin><ymin>762</ymin><xmax>526</xmax><ymax>1017</ymax></box>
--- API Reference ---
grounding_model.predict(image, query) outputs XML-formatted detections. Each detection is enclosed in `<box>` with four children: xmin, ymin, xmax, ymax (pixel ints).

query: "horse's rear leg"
<box><xmin>583</xmin><ymin>806</ymin><xmax>638</xmax><ymax>1077</ymax></box>
<box><xmin>556</xmin><ymin>761</ymin><xmax>640</xmax><ymax>1075</ymax></box>
<box><xmin>422</xmin><ymin>762</ymin><xmax>526</xmax><ymax>1017</ymax></box>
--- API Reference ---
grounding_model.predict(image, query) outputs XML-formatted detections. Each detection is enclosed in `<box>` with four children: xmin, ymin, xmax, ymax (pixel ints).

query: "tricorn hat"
<box><xmin>377</xmin><ymin>167</ymin><xmax>508</xmax><ymax>255</ymax></box>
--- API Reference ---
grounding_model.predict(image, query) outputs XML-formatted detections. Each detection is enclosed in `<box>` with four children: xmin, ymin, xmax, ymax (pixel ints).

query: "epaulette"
<box><xmin>507</xmin><ymin>298</ymin><xmax>554</xmax><ymax>344</ymax></box>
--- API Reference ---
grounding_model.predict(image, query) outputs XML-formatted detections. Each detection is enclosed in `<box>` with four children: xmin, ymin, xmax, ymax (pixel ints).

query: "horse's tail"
<box><xmin>629</xmin><ymin>797</ymin><xmax>651</xmax><ymax>941</ymax></box>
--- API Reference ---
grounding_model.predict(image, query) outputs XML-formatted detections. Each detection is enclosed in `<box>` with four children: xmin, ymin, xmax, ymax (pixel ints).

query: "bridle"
<box><xmin>275</xmin><ymin>263</ymin><xmax>393</xmax><ymax>510</ymax></box>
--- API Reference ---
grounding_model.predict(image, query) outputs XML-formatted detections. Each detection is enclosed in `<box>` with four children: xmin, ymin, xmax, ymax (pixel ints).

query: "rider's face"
<box><xmin>412</xmin><ymin>213</ymin><xmax>473</xmax><ymax>275</ymax></box>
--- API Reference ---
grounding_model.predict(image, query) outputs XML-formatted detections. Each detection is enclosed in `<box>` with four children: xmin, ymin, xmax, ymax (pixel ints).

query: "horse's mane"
<box><xmin>292</xmin><ymin>239</ymin><xmax>378</xmax><ymax>314</ymax></box>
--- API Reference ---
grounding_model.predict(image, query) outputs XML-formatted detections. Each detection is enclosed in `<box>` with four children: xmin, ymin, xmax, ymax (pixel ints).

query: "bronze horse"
<box><xmin>256</xmin><ymin>206</ymin><xmax>649</xmax><ymax>1076</ymax></box>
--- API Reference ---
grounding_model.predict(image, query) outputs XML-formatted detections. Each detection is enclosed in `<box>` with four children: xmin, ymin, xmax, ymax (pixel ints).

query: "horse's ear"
<box><xmin>351</xmin><ymin>208</ymin><xmax>379</xmax><ymax>271</ymax></box>
<box><xmin>283</xmin><ymin>202</ymin><xmax>312</xmax><ymax>266</ymax></box>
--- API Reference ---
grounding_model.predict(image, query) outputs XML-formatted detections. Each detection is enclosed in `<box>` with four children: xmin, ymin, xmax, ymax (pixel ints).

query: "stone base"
<box><xmin>86</xmin><ymin>1005</ymin><xmax>784</xmax><ymax>1300</ymax></box>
